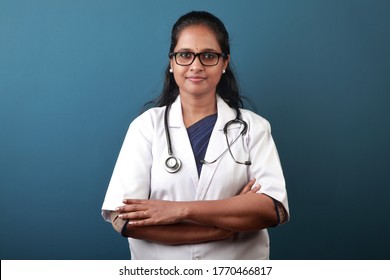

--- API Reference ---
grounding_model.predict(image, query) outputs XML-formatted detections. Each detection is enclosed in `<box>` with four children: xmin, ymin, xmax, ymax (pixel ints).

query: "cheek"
<box><xmin>209</xmin><ymin>71</ymin><xmax>223</xmax><ymax>83</ymax></box>
<box><xmin>172</xmin><ymin>71</ymin><xmax>185</xmax><ymax>85</ymax></box>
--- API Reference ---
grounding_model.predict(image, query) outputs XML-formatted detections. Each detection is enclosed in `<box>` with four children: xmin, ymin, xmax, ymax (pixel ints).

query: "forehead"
<box><xmin>175</xmin><ymin>25</ymin><xmax>221</xmax><ymax>51</ymax></box>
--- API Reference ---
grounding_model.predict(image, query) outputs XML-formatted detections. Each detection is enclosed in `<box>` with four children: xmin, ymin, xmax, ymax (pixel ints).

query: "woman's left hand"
<box><xmin>116</xmin><ymin>199</ymin><xmax>185</xmax><ymax>226</ymax></box>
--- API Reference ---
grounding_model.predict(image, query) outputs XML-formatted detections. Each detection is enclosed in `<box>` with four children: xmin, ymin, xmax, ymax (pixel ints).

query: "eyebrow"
<box><xmin>176</xmin><ymin>48</ymin><xmax>220</xmax><ymax>53</ymax></box>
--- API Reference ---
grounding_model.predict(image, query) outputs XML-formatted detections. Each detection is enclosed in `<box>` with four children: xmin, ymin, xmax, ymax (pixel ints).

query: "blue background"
<box><xmin>1</xmin><ymin>0</ymin><xmax>389</xmax><ymax>259</ymax></box>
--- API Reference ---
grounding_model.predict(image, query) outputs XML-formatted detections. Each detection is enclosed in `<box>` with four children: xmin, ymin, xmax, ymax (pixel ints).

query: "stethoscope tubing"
<box><xmin>164</xmin><ymin>104</ymin><xmax>251</xmax><ymax>173</ymax></box>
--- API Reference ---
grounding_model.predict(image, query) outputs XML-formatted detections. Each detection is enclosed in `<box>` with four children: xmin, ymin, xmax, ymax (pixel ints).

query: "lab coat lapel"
<box><xmin>197</xmin><ymin>96</ymin><xmax>238</xmax><ymax>200</ymax></box>
<box><xmin>168</xmin><ymin>96</ymin><xmax>199</xmax><ymax>188</ymax></box>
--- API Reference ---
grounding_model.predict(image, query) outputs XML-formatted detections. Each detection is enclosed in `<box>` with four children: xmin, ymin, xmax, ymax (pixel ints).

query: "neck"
<box><xmin>180</xmin><ymin>93</ymin><xmax>217</xmax><ymax>128</ymax></box>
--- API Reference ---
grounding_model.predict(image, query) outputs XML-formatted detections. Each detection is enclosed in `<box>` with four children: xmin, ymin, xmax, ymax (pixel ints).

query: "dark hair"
<box><xmin>147</xmin><ymin>11</ymin><xmax>243</xmax><ymax>110</ymax></box>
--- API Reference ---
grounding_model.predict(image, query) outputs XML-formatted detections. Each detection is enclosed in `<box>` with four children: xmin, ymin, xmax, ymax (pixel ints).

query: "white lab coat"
<box><xmin>102</xmin><ymin>95</ymin><xmax>289</xmax><ymax>260</ymax></box>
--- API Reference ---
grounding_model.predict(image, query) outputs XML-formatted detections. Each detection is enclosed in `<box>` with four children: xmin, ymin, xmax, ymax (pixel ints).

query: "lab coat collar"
<box><xmin>167</xmin><ymin>94</ymin><xmax>237</xmax><ymax>129</ymax></box>
<box><xmin>168</xmin><ymin>95</ymin><xmax>184</xmax><ymax>128</ymax></box>
<box><xmin>215</xmin><ymin>95</ymin><xmax>238</xmax><ymax>130</ymax></box>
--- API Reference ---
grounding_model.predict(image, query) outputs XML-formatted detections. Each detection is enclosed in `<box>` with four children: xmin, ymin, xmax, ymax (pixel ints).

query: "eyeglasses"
<box><xmin>169</xmin><ymin>52</ymin><xmax>227</xmax><ymax>66</ymax></box>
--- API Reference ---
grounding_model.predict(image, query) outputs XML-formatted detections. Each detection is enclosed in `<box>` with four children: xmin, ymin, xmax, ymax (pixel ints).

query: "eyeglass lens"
<box><xmin>174</xmin><ymin>52</ymin><xmax>221</xmax><ymax>66</ymax></box>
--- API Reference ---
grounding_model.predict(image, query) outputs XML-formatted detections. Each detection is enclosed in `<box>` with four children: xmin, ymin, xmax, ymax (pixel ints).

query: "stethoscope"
<box><xmin>164</xmin><ymin>104</ymin><xmax>252</xmax><ymax>173</ymax></box>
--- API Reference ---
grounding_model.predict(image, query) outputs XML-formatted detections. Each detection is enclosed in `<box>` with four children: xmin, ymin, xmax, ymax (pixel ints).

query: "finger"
<box><xmin>239</xmin><ymin>181</ymin><xmax>253</xmax><ymax>194</ymax></box>
<box><xmin>115</xmin><ymin>204</ymin><xmax>146</xmax><ymax>213</ymax></box>
<box><xmin>116</xmin><ymin>200</ymin><xmax>141</xmax><ymax>212</ymax></box>
<box><xmin>128</xmin><ymin>219</ymin><xmax>150</xmax><ymax>226</ymax></box>
<box><xmin>115</xmin><ymin>206</ymin><xmax>126</xmax><ymax>213</ymax></box>
<box><xmin>118</xmin><ymin>210</ymin><xmax>149</xmax><ymax>220</ymax></box>
<box><xmin>122</xmin><ymin>199</ymin><xmax>143</xmax><ymax>204</ymax></box>
<box><xmin>250</xmin><ymin>184</ymin><xmax>261</xmax><ymax>193</ymax></box>
<box><xmin>115</xmin><ymin>204</ymin><xmax>129</xmax><ymax>212</ymax></box>
<box><xmin>239</xmin><ymin>179</ymin><xmax>256</xmax><ymax>194</ymax></box>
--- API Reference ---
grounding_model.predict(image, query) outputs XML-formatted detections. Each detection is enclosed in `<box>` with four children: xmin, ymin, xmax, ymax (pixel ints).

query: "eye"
<box><xmin>177</xmin><ymin>52</ymin><xmax>193</xmax><ymax>59</ymax></box>
<box><xmin>202</xmin><ymin>53</ymin><xmax>218</xmax><ymax>60</ymax></box>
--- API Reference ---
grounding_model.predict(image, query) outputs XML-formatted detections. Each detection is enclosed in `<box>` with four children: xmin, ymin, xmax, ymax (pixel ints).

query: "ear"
<box><xmin>169</xmin><ymin>60</ymin><xmax>174</xmax><ymax>72</ymax></box>
<box><xmin>223</xmin><ymin>54</ymin><xmax>230</xmax><ymax>70</ymax></box>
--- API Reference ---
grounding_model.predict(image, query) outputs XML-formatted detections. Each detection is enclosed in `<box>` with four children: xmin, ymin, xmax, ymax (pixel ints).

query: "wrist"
<box><xmin>179</xmin><ymin>202</ymin><xmax>191</xmax><ymax>221</ymax></box>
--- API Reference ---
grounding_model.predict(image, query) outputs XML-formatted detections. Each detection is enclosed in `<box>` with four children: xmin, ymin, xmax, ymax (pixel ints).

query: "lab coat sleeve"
<box><xmin>101</xmin><ymin>113</ymin><xmax>153</xmax><ymax>222</ymax></box>
<box><xmin>247</xmin><ymin>114</ymin><xmax>290</xmax><ymax>218</ymax></box>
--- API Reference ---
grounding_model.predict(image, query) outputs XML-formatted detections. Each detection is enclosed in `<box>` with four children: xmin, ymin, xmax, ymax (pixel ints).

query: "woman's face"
<box><xmin>170</xmin><ymin>25</ymin><xmax>229</xmax><ymax>99</ymax></box>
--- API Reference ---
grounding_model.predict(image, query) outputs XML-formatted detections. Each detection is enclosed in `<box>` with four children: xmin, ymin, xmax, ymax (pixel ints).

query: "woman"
<box><xmin>102</xmin><ymin>11</ymin><xmax>289</xmax><ymax>260</ymax></box>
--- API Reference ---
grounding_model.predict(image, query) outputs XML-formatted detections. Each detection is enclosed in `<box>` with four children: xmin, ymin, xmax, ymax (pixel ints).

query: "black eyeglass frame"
<box><xmin>169</xmin><ymin>52</ymin><xmax>227</xmax><ymax>66</ymax></box>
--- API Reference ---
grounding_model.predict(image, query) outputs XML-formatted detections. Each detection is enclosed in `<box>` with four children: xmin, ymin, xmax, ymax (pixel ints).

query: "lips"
<box><xmin>186</xmin><ymin>76</ymin><xmax>206</xmax><ymax>82</ymax></box>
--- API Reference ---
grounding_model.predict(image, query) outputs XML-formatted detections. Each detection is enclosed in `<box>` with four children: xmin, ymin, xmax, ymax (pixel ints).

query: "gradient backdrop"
<box><xmin>1</xmin><ymin>0</ymin><xmax>389</xmax><ymax>259</ymax></box>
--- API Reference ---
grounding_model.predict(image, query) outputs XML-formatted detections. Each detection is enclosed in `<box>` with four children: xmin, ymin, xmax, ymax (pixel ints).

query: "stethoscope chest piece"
<box><xmin>165</xmin><ymin>156</ymin><xmax>182</xmax><ymax>173</ymax></box>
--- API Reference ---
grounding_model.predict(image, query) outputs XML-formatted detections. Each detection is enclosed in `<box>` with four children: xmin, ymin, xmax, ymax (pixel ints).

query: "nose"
<box><xmin>190</xmin><ymin>55</ymin><xmax>204</xmax><ymax>71</ymax></box>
